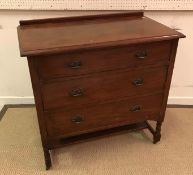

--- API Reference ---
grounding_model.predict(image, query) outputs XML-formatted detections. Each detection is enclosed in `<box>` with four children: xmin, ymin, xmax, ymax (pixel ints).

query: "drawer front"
<box><xmin>46</xmin><ymin>94</ymin><xmax>163</xmax><ymax>137</ymax></box>
<box><xmin>37</xmin><ymin>41</ymin><xmax>171</xmax><ymax>79</ymax></box>
<box><xmin>41</xmin><ymin>67</ymin><xmax>167</xmax><ymax>110</ymax></box>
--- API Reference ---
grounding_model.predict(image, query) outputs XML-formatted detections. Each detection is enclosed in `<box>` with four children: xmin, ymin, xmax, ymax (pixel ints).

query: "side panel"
<box><xmin>159</xmin><ymin>39</ymin><xmax>179</xmax><ymax>121</ymax></box>
<box><xmin>27</xmin><ymin>57</ymin><xmax>48</xmax><ymax>149</ymax></box>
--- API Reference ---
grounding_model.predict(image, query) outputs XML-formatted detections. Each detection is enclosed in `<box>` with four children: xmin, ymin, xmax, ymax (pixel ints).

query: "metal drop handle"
<box><xmin>130</xmin><ymin>105</ymin><xmax>142</xmax><ymax>112</ymax></box>
<box><xmin>132</xmin><ymin>78</ymin><xmax>144</xmax><ymax>86</ymax></box>
<box><xmin>68</xmin><ymin>61</ymin><xmax>82</xmax><ymax>69</ymax></box>
<box><xmin>135</xmin><ymin>51</ymin><xmax>147</xmax><ymax>60</ymax></box>
<box><xmin>69</xmin><ymin>88</ymin><xmax>84</xmax><ymax>97</ymax></box>
<box><xmin>71</xmin><ymin>116</ymin><xmax>84</xmax><ymax>124</ymax></box>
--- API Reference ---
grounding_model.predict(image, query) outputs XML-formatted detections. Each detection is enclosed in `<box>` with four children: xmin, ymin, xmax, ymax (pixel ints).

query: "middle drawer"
<box><xmin>41</xmin><ymin>67</ymin><xmax>167</xmax><ymax>111</ymax></box>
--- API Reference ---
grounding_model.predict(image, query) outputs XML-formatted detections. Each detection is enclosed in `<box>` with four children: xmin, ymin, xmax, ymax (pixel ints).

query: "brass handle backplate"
<box><xmin>69</xmin><ymin>88</ymin><xmax>84</xmax><ymax>97</ymax></box>
<box><xmin>68</xmin><ymin>61</ymin><xmax>82</xmax><ymax>69</ymax></box>
<box><xmin>135</xmin><ymin>51</ymin><xmax>147</xmax><ymax>60</ymax></box>
<box><xmin>130</xmin><ymin>105</ymin><xmax>142</xmax><ymax>112</ymax></box>
<box><xmin>71</xmin><ymin>116</ymin><xmax>84</xmax><ymax>124</ymax></box>
<box><xmin>132</xmin><ymin>78</ymin><xmax>144</xmax><ymax>86</ymax></box>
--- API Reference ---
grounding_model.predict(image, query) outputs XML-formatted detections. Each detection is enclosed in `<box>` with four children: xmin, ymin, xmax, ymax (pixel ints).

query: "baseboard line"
<box><xmin>167</xmin><ymin>104</ymin><xmax>193</xmax><ymax>108</ymax></box>
<box><xmin>0</xmin><ymin>104</ymin><xmax>35</xmax><ymax>121</ymax></box>
<box><xmin>0</xmin><ymin>105</ymin><xmax>8</xmax><ymax>121</ymax></box>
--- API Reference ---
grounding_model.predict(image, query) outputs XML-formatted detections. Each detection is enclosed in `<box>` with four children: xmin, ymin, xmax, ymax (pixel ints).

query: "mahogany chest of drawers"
<box><xmin>17</xmin><ymin>12</ymin><xmax>185</xmax><ymax>169</ymax></box>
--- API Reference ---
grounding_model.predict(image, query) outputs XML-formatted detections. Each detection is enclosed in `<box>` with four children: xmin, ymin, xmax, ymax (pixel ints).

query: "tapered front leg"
<box><xmin>43</xmin><ymin>148</ymin><xmax>52</xmax><ymax>170</ymax></box>
<box><xmin>153</xmin><ymin>121</ymin><xmax>162</xmax><ymax>144</ymax></box>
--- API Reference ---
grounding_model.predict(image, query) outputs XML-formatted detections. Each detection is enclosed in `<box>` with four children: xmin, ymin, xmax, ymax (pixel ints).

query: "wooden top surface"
<box><xmin>17</xmin><ymin>12</ymin><xmax>185</xmax><ymax>57</ymax></box>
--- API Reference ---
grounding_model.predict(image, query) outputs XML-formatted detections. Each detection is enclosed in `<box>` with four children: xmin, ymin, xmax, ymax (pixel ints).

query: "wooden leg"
<box><xmin>153</xmin><ymin>121</ymin><xmax>162</xmax><ymax>144</ymax></box>
<box><xmin>43</xmin><ymin>148</ymin><xmax>52</xmax><ymax>170</ymax></box>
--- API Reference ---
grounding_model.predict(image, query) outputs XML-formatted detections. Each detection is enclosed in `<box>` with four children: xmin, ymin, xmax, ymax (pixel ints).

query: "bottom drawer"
<box><xmin>45</xmin><ymin>94</ymin><xmax>163</xmax><ymax>137</ymax></box>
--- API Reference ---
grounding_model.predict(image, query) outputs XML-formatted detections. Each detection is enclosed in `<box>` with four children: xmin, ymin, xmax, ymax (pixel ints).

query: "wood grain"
<box><xmin>46</xmin><ymin>93</ymin><xmax>163</xmax><ymax>138</ymax></box>
<box><xmin>37</xmin><ymin>40</ymin><xmax>171</xmax><ymax>80</ymax></box>
<box><xmin>17</xmin><ymin>12</ymin><xmax>184</xmax><ymax>56</ymax></box>
<box><xmin>41</xmin><ymin>67</ymin><xmax>167</xmax><ymax>110</ymax></box>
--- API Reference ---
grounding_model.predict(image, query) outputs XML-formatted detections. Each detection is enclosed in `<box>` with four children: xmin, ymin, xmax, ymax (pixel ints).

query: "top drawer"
<box><xmin>36</xmin><ymin>41</ymin><xmax>171</xmax><ymax>80</ymax></box>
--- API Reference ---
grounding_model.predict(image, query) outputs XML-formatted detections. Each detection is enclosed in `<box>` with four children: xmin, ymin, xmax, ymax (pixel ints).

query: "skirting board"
<box><xmin>167</xmin><ymin>96</ymin><xmax>193</xmax><ymax>105</ymax></box>
<box><xmin>0</xmin><ymin>96</ymin><xmax>34</xmax><ymax>111</ymax></box>
<box><xmin>1</xmin><ymin>96</ymin><xmax>193</xmax><ymax>111</ymax></box>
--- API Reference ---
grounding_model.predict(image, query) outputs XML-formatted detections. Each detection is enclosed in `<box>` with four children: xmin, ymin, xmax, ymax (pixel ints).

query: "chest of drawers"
<box><xmin>17</xmin><ymin>11</ymin><xmax>185</xmax><ymax>169</ymax></box>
